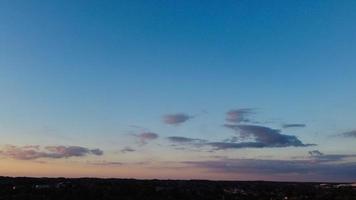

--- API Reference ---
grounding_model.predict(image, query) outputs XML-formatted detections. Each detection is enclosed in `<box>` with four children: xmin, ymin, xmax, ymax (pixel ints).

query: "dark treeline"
<box><xmin>0</xmin><ymin>177</ymin><xmax>355</xmax><ymax>200</ymax></box>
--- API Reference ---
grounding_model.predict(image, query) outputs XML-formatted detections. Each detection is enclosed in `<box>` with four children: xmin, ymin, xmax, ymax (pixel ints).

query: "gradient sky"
<box><xmin>0</xmin><ymin>0</ymin><xmax>356</xmax><ymax>182</ymax></box>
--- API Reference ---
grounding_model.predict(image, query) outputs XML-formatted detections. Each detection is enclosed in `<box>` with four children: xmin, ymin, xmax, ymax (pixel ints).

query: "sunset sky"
<box><xmin>0</xmin><ymin>0</ymin><xmax>356</xmax><ymax>182</ymax></box>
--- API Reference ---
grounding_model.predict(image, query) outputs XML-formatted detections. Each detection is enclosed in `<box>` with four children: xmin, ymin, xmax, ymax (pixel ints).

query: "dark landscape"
<box><xmin>0</xmin><ymin>177</ymin><xmax>355</xmax><ymax>200</ymax></box>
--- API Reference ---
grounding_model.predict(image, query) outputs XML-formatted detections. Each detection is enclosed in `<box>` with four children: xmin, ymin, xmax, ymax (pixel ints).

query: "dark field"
<box><xmin>0</xmin><ymin>177</ymin><xmax>355</xmax><ymax>200</ymax></box>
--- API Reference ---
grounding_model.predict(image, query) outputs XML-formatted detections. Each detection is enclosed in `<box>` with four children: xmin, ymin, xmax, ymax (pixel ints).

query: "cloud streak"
<box><xmin>282</xmin><ymin>124</ymin><xmax>306</xmax><ymax>128</ymax></box>
<box><xmin>167</xmin><ymin>136</ymin><xmax>207</xmax><ymax>144</ymax></box>
<box><xmin>120</xmin><ymin>147</ymin><xmax>136</xmax><ymax>153</ymax></box>
<box><xmin>340</xmin><ymin>130</ymin><xmax>356</xmax><ymax>138</ymax></box>
<box><xmin>133</xmin><ymin>132</ymin><xmax>159</xmax><ymax>145</ymax></box>
<box><xmin>309</xmin><ymin>150</ymin><xmax>323</xmax><ymax>157</ymax></box>
<box><xmin>308</xmin><ymin>150</ymin><xmax>356</xmax><ymax>163</ymax></box>
<box><xmin>221</xmin><ymin>124</ymin><xmax>314</xmax><ymax>149</ymax></box>
<box><xmin>226</xmin><ymin>109</ymin><xmax>253</xmax><ymax>123</ymax></box>
<box><xmin>87</xmin><ymin>161</ymin><xmax>123</xmax><ymax>166</ymax></box>
<box><xmin>0</xmin><ymin>145</ymin><xmax>103</xmax><ymax>160</ymax></box>
<box><xmin>163</xmin><ymin>113</ymin><xmax>192</xmax><ymax>125</ymax></box>
<box><xmin>167</xmin><ymin>124</ymin><xmax>313</xmax><ymax>150</ymax></box>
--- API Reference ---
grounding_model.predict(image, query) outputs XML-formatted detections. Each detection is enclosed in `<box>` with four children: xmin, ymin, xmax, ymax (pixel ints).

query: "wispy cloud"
<box><xmin>167</xmin><ymin>136</ymin><xmax>207</xmax><ymax>144</ymax></box>
<box><xmin>339</xmin><ymin>130</ymin><xmax>356</xmax><ymax>138</ymax></box>
<box><xmin>163</xmin><ymin>113</ymin><xmax>192</xmax><ymax>125</ymax></box>
<box><xmin>221</xmin><ymin>124</ymin><xmax>314</xmax><ymax>149</ymax></box>
<box><xmin>0</xmin><ymin>145</ymin><xmax>103</xmax><ymax>160</ymax></box>
<box><xmin>166</xmin><ymin>123</ymin><xmax>313</xmax><ymax>150</ymax></box>
<box><xmin>226</xmin><ymin>108</ymin><xmax>254</xmax><ymax>123</ymax></box>
<box><xmin>87</xmin><ymin>160</ymin><xmax>149</xmax><ymax>166</ymax></box>
<box><xmin>167</xmin><ymin>125</ymin><xmax>313</xmax><ymax>151</ymax></box>
<box><xmin>87</xmin><ymin>160</ymin><xmax>123</xmax><ymax>166</ymax></box>
<box><xmin>23</xmin><ymin>145</ymin><xmax>40</xmax><ymax>150</ymax></box>
<box><xmin>120</xmin><ymin>147</ymin><xmax>136</xmax><ymax>153</ymax></box>
<box><xmin>45</xmin><ymin>146</ymin><xmax>103</xmax><ymax>156</ymax></box>
<box><xmin>207</xmin><ymin>142</ymin><xmax>267</xmax><ymax>149</ymax></box>
<box><xmin>309</xmin><ymin>150</ymin><xmax>323</xmax><ymax>157</ymax></box>
<box><xmin>133</xmin><ymin>132</ymin><xmax>159</xmax><ymax>145</ymax></box>
<box><xmin>308</xmin><ymin>150</ymin><xmax>356</xmax><ymax>163</ymax></box>
<box><xmin>282</xmin><ymin>124</ymin><xmax>306</xmax><ymax>129</ymax></box>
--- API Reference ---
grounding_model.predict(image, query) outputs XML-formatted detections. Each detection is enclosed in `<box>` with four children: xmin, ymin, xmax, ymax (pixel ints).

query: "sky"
<box><xmin>0</xmin><ymin>0</ymin><xmax>356</xmax><ymax>182</ymax></box>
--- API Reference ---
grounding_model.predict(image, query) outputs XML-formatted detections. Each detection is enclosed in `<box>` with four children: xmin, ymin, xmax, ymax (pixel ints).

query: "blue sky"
<box><xmin>0</xmin><ymin>0</ymin><xmax>356</xmax><ymax>181</ymax></box>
